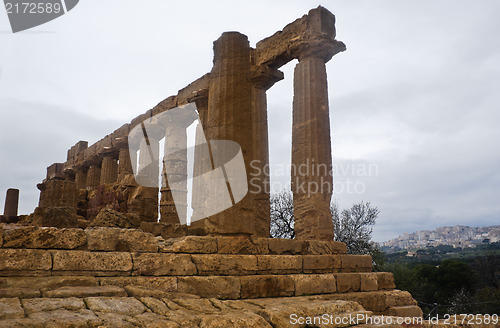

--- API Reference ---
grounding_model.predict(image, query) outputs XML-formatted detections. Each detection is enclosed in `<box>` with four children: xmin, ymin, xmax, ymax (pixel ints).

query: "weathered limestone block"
<box><xmin>0</xmin><ymin>249</ymin><xmax>52</xmax><ymax>273</ymax></box>
<box><xmin>191</xmin><ymin>254</ymin><xmax>258</xmax><ymax>276</ymax></box>
<box><xmin>127</xmin><ymin>186</ymin><xmax>159</xmax><ymax>223</ymax></box>
<box><xmin>38</xmin><ymin>179</ymin><xmax>77</xmax><ymax>210</ymax></box>
<box><xmin>0</xmin><ymin>287</ymin><xmax>41</xmax><ymax>299</ymax></box>
<box><xmin>85</xmin><ymin>297</ymin><xmax>147</xmax><ymax>316</ymax></box>
<box><xmin>0</xmin><ymin>276</ymin><xmax>99</xmax><ymax>290</ymax></box>
<box><xmin>387</xmin><ymin>305</ymin><xmax>423</xmax><ymax>318</ymax></box>
<box><xmin>0</xmin><ymin>297</ymin><xmax>24</xmax><ymax>319</ymax></box>
<box><xmin>306</xmin><ymin>240</ymin><xmax>347</xmax><ymax>255</ymax></box>
<box><xmin>89</xmin><ymin>208</ymin><xmax>141</xmax><ymax>229</ymax></box>
<box><xmin>253</xmin><ymin>298</ymin><xmax>367</xmax><ymax>328</ymax></box>
<box><xmin>161</xmin><ymin>236</ymin><xmax>217</xmax><ymax>254</ymax></box>
<box><xmin>177</xmin><ymin>276</ymin><xmax>240</xmax><ymax>299</ymax></box>
<box><xmin>335</xmin><ymin>273</ymin><xmax>361</xmax><ymax>293</ymax></box>
<box><xmin>303</xmin><ymin>255</ymin><xmax>341</xmax><ymax>273</ymax></box>
<box><xmin>240</xmin><ymin>275</ymin><xmax>294</xmax><ymax>298</ymax></box>
<box><xmin>360</xmin><ymin>273</ymin><xmax>378</xmax><ymax>291</ymax></box>
<box><xmin>124</xmin><ymin>285</ymin><xmax>197</xmax><ymax>299</ymax></box>
<box><xmin>31</xmin><ymin>207</ymin><xmax>80</xmax><ymax>228</ymax></box>
<box><xmin>340</xmin><ymin>254</ymin><xmax>373</xmax><ymax>272</ymax></box>
<box><xmin>376</xmin><ymin>272</ymin><xmax>396</xmax><ymax>290</ymax></box>
<box><xmin>98</xmin><ymin>276</ymin><xmax>177</xmax><ymax>291</ymax></box>
<box><xmin>293</xmin><ymin>274</ymin><xmax>337</xmax><ymax>296</ymax></box>
<box><xmin>132</xmin><ymin>253</ymin><xmax>196</xmax><ymax>276</ymax></box>
<box><xmin>0</xmin><ymin>224</ymin><xmax>3</xmax><ymax>247</ymax></box>
<box><xmin>42</xmin><ymin>286</ymin><xmax>127</xmax><ymax>298</ymax></box>
<box><xmin>216</xmin><ymin>236</ymin><xmax>269</xmax><ymax>255</ymax></box>
<box><xmin>21</xmin><ymin>297</ymin><xmax>85</xmax><ymax>314</ymax></box>
<box><xmin>52</xmin><ymin>250</ymin><xmax>133</xmax><ymax>273</ymax></box>
<box><xmin>131</xmin><ymin>312</ymin><xmax>180</xmax><ymax>328</ymax></box>
<box><xmin>257</xmin><ymin>255</ymin><xmax>302</xmax><ymax>274</ymax></box>
<box><xmin>95</xmin><ymin>312</ymin><xmax>136</xmax><ymax>328</ymax></box>
<box><xmin>28</xmin><ymin>309</ymin><xmax>102</xmax><ymax>327</ymax></box>
<box><xmin>199</xmin><ymin>312</ymin><xmax>272</xmax><ymax>328</ymax></box>
<box><xmin>85</xmin><ymin>228</ymin><xmax>158</xmax><ymax>252</ymax></box>
<box><xmin>268</xmin><ymin>238</ymin><xmax>306</xmax><ymax>255</ymax></box>
<box><xmin>2</xmin><ymin>226</ymin><xmax>86</xmax><ymax>249</ymax></box>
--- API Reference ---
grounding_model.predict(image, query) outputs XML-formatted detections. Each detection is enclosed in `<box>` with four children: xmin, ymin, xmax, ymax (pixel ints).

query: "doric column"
<box><xmin>291</xmin><ymin>42</ymin><xmax>340</xmax><ymax>241</ymax></box>
<box><xmin>159</xmin><ymin>107</ymin><xmax>198</xmax><ymax>225</ymax></box>
<box><xmin>188</xmin><ymin>90</ymin><xmax>209</xmax><ymax>224</ymax></box>
<box><xmin>74</xmin><ymin>167</ymin><xmax>87</xmax><ymax>189</ymax></box>
<box><xmin>204</xmin><ymin>32</ymin><xmax>255</xmax><ymax>235</ymax></box>
<box><xmin>100</xmin><ymin>155</ymin><xmax>118</xmax><ymax>184</ymax></box>
<box><xmin>249</xmin><ymin>65</ymin><xmax>283</xmax><ymax>237</ymax></box>
<box><xmin>118</xmin><ymin>147</ymin><xmax>136</xmax><ymax>180</ymax></box>
<box><xmin>3</xmin><ymin>188</ymin><xmax>19</xmax><ymax>218</ymax></box>
<box><xmin>86</xmin><ymin>164</ymin><xmax>101</xmax><ymax>190</ymax></box>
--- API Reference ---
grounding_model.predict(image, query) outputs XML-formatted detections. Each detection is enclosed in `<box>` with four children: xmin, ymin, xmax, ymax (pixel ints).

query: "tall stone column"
<box><xmin>118</xmin><ymin>147</ymin><xmax>136</xmax><ymax>179</ymax></box>
<box><xmin>188</xmin><ymin>91</ymin><xmax>209</xmax><ymax>225</ymax></box>
<box><xmin>74</xmin><ymin>167</ymin><xmax>87</xmax><ymax>189</ymax></box>
<box><xmin>249</xmin><ymin>65</ymin><xmax>283</xmax><ymax>237</ymax></box>
<box><xmin>159</xmin><ymin>108</ymin><xmax>198</xmax><ymax>224</ymax></box>
<box><xmin>291</xmin><ymin>44</ymin><xmax>338</xmax><ymax>241</ymax></box>
<box><xmin>100</xmin><ymin>155</ymin><xmax>118</xmax><ymax>184</ymax></box>
<box><xmin>205</xmin><ymin>32</ymin><xmax>255</xmax><ymax>235</ymax></box>
<box><xmin>86</xmin><ymin>164</ymin><xmax>101</xmax><ymax>190</ymax></box>
<box><xmin>3</xmin><ymin>188</ymin><xmax>19</xmax><ymax>218</ymax></box>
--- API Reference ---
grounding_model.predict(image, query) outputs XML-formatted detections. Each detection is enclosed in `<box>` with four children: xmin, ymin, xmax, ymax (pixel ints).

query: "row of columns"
<box><xmin>73</xmin><ymin>148</ymin><xmax>136</xmax><ymax>191</ymax></box>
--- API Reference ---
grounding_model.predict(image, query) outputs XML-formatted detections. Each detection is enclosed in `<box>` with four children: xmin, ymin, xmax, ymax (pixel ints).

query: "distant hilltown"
<box><xmin>381</xmin><ymin>225</ymin><xmax>500</xmax><ymax>250</ymax></box>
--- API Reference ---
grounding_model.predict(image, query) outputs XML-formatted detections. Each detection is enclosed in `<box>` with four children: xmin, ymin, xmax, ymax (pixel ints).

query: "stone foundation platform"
<box><xmin>1</xmin><ymin>224</ymin><xmax>426</xmax><ymax>327</ymax></box>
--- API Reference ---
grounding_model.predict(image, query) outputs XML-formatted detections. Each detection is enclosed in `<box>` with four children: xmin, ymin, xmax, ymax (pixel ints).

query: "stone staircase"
<box><xmin>0</xmin><ymin>224</ymin><xmax>423</xmax><ymax>327</ymax></box>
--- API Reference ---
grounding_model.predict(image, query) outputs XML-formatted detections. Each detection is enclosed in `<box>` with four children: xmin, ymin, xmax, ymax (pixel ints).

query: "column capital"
<box><xmin>251</xmin><ymin>65</ymin><xmax>284</xmax><ymax>90</ymax></box>
<box><xmin>294</xmin><ymin>39</ymin><xmax>346</xmax><ymax>63</ymax></box>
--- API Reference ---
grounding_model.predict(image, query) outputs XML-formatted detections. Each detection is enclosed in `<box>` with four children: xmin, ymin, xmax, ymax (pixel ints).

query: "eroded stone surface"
<box><xmin>0</xmin><ymin>297</ymin><xmax>24</xmax><ymax>320</ymax></box>
<box><xmin>85</xmin><ymin>297</ymin><xmax>147</xmax><ymax>316</ymax></box>
<box><xmin>132</xmin><ymin>253</ymin><xmax>196</xmax><ymax>276</ymax></box>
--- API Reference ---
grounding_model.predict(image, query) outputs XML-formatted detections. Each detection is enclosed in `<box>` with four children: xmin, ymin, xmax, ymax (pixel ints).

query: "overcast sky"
<box><xmin>1</xmin><ymin>0</ymin><xmax>499</xmax><ymax>241</ymax></box>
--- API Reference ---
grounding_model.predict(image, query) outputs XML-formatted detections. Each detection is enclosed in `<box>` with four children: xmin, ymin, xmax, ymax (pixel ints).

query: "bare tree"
<box><xmin>331</xmin><ymin>201</ymin><xmax>379</xmax><ymax>255</ymax></box>
<box><xmin>270</xmin><ymin>191</ymin><xmax>294</xmax><ymax>239</ymax></box>
<box><xmin>270</xmin><ymin>191</ymin><xmax>380</xmax><ymax>257</ymax></box>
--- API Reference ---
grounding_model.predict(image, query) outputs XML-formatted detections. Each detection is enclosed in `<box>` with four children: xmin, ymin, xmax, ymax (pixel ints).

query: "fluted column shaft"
<box><xmin>86</xmin><ymin>165</ymin><xmax>101</xmax><ymax>190</ymax></box>
<box><xmin>100</xmin><ymin>156</ymin><xmax>118</xmax><ymax>184</ymax></box>
<box><xmin>118</xmin><ymin>147</ymin><xmax>136</xmax><ymax>180</ymax></box>
<box><xmin>74</xmin><ymin>168</ymin><xmax>87</xmax><ymax>189</ymax></box>
<box><xmin>205</xmin><ymin>32</ymin><xmax>255</xmax><ymax>235</ymax></box>
<box><xmin>291</xmin><ymin>55</ymin><xmax>334</xmax><ymax>241</ymax></box>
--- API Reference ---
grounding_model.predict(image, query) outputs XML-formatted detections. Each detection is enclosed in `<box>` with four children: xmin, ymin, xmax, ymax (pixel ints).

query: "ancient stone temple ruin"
<box><xmin>1</xmin><ymin>7</ymin><xmax>425</xmax><ymax>327</ymax></box>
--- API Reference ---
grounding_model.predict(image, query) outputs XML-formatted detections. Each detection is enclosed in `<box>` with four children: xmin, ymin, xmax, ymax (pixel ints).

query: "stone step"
<box><xmin>0</xmin><ymin>294</ymin><xmax>374</xmax><ymax>328</ymax></box>
<box><xmin>387</xmin><ymin>305</ymin><xmax>424</xmax><ymax>318</ymax></box>
<box><xmin>0</xmin><ymin>248</ymin><xmax>371</xmax><ymax>277</ymax></box>
<box><xmin>1</xmin><ymin>272</ymin><xmax>395</xmax><ymax>300</ymax></box>
<box><xmin>0</xmin><ymin>224</ymin><xmax>347</xmax><ymax>255</ymax></box>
